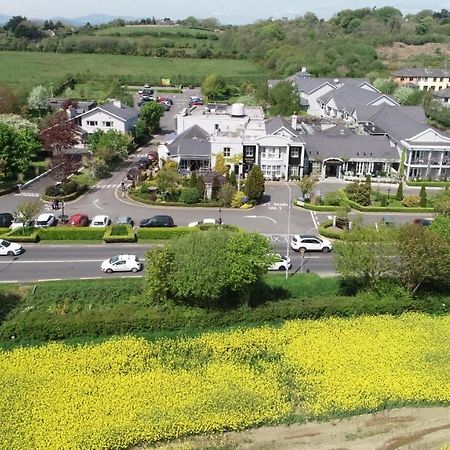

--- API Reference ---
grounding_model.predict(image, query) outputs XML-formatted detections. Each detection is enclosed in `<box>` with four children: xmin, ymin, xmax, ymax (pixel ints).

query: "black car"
<box><xmin>0</xmin><ymin>213</ymin><xmax>13</xmax><ymax>227</ymax></box>
<box><xmin>139</xmin><ymin>215</ymin><xmax>175</xmax><ymax>228</ymax></box>
<box><xmin>116</xmin><ymin>216</ymin><xmax>134</xmax><ymax>226</ymax></box>
<box><xmin>137</xmin><ymin>157</ymin><xmax>150</xmax><ymax>169</ymax></box>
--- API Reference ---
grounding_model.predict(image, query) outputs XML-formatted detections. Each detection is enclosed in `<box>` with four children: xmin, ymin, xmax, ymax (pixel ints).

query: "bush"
<box><xmin>231</xmin><ymin>190</ymin><xmax>246</xmax><ymax>208</ymax></box>
<box><xmin>103</xmin><ymin>225</ymin><xmax>136</xmax><ymax>243</ymax></box>
<box><xmin>344</xmin><ymin>181</ymin><xmax>371</xmax><ymax>206</ymax></box>
<box><xmin>401</xmin><ymin>195</ymin><xmax>421</xmax><ymax>207</ymax></box>
<box><xmin>179</xmin><ymin>187</ymin><xmax>200</xmax><ymax>204</ymax></box>
<box><xmin>380</xmin><ymin>194</ymin><xmax>388</xmax><ymax>207</ymax></box>
<box><xmin>218</xmin><ymin>182</ymin><xmax>236</xmax><ymax>207</ymax></box>
<box><xmin>322</xmin><ymin>191</ymin><xmax>344</xmax><ymax>206</ymax></box>
<box><xmin>4</xmin><ymin>227</ymin><xmax>40</xmax><ymax>243</ymax></box>
<box><xmin>137</xmin><ymin>227</ymin><xmax>196</xmax><ymax>240</ymax></box>
<box><xmin>39</xmin><ymin>227</ymin><xmax>106</xmax><ymax>241</ymax></box>
<box><xmin>0</xmin><ymin>228</ymin><xmax>11</xmax><ymax>237</ymax></box>
<box><xmin>395</xmin><ymin>182</ymin><xmax>404</xmax><ymax>201</ymax></box>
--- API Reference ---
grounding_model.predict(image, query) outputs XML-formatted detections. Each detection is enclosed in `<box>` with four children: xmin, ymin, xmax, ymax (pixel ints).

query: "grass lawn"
<box><xmin>0</xmin><ymin>51</ymin><xmax>268</xmax><ymax>90</ymax></box>
<box><xmin>71</xmin><ymin>168</ymin><xmax>99</xmax><ymax>187</ymax></box>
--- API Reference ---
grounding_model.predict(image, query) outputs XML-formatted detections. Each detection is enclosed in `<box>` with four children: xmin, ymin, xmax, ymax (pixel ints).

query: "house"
<box><xmin>48</xmin><ymin>98</ymin><xmax>96</xmax><ymax>116</ymax></box>
<box><xmin>433</xmin><ymin>87</ymin><xmax>450</xmax><ymax>106</ymax></box>
<box><xmin>393</xmin><ymin>68</ymin><xmax>450</xmax><ymax>91</ymax></box>
<box><xmin>76</xmin><ymin>100</ymin><xmax>139</xmax><ymax>134</ymax></box>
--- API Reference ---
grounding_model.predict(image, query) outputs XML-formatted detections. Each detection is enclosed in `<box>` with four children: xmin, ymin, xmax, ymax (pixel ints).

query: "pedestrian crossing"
<box><xmin>92</xmin><ymin>183</ymin><xmax>122</xmax><ymax>190</ymax></box>
<box><xmin>14</xmin><ymin>192</ymin><xmax>40</xmax><ymax>197</ymax></box>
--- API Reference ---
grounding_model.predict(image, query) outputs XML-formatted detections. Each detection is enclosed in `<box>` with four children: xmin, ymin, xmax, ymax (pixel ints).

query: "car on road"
<box><xmin>413</xmin><ymin>218</ymin><xmax>433</xmax><ymax>227</ymax></box>
<box><xmin>116</xmin><ymin>216</ymin><xmax>134</xmax><ymax>226</ymax></box>
<box><xmin>291</xmin><ymin>234</ymin><xmax>332</xmax><ymax>253</ymax></box>
<box><xmin>101</xmin><ymin>254</ymin><xmax>142</xmax><ymax>273</ymax></box>
<box><xmin>140</xmin><ymin>215</ymin><xmax>175</xmax><ymax>228</ymax></box>
<box><xmin>268</xmin><ymin>254</ymin><xmax>291</xmax><ymax>271</ymax></box>
<box><xmin>0</xmin><ymin>239</ymin><xmax>23</xmax><ymax>256</ymax></box>
<box><xmin>68</xmin><ymin>214</ymin><xmax>89</xmax><ymax>227</ymax></box>
<box><xmin>35</xmin><ymin>213</ymin><xmax>57</xmax><ymax>228</ymax></box>
<box><xmin>0</xmin><ymin>213</ymin><xmax>13</xmax><ymax>227</ymax></box>
<box><xmin>90</xmin><ymin>215</ymin><xmax>111</xmax><ymax>227</ymax></box>
<box><xmin>188</xmin><ymin>218</ymin><xmax>220</xmax><ymax>227</ymax></box>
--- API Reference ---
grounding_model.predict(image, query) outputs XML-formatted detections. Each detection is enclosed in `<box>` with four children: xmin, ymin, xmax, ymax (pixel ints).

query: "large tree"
<box><xmin>138</xmin><ymin>102</ymin><xmax>164</xmax><ymax>134</ymax></box>
<box><xmin>88</xmin><ymin>129</ymin><xmax>132</xmax><ymax>166</ymax></box>
<box><xmin>268</xmin><ymin>81</ymin><xmax>299</xmax><ymax>116</ymax></box>
<box><xmin>144</xmin><ymin>230</ymin><xmax>274</xmax><ymax>307</ymax></box>
<box><xmin>244</xmin><ymin>165</ymin><xmax>265</xmax><ymax>201</ymax></box>
<box><xmin>27</xmin><ymin>85</ymin><xmax>49</xmax><ymax>116</ymax></box>
<box><xmin>40</xmin><ymin>110</ymin><xmax>79</xmax><ymax>182</ymax></box>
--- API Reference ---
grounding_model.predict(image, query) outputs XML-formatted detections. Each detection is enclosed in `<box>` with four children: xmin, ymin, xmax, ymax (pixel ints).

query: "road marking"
<box><xmin>14</xmin><ymin>192</ymin><xmax>40</xmax><ymax>197</ymax></box>
<box><xmin>310</xmin><ymin>211</ymin><xmax>319</xmax><ymax>230</ymax></box>
<box><xmin>0</xmin><ymin>258</ymin><xmax>149</xmax><ymax>264</ymax></box>
<box><xmin>38</xmin><ymin>278</ymin><xmax>61</xmax><ymax>282</ymax></box>
<box><xmin>244</xmin><ymin>215</ymin><xmax>277</xmax><ymax>224</ymax></box>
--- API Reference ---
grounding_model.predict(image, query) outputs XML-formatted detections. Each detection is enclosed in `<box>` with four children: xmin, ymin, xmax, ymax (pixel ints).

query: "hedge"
<box><xmin>137</xmin><ymin>226</ymin><xmax>197</xmax><ymax>240</ymax></box>
<box><xmin>318</xmin><ymin>219</ymin><xmax>345</xmax><ymax>240</ymax></box>
<box><xmin>129</xmin><ymin>192</ymin><xmax>222</xmax><ymax>208</ymax></box>
<box><xmin>0</xmin><ymin>228</ymin><xmax>11</xmax><ymax>237</ymax></box>
<box><xmin>343</xmin><ymin>197</ymin><xmax>434</xmax><ymax>213</ymax></box>
<box><xmin>39</xmin><ymin>227</ymin><xmax>106</xmax><ymax>241</ymax></box>
<box><xmin>3</xmin><ymin>227</ymin><xmax>40</xmax><ymax>243</ymax></box>
<box><xmin>41</xmin><ymin>185</ymin><xmax>88</xmax><ymax>202</ymax></box>
<box><xmin>295</xmin><ymin>202</ymin><xmax>341</xmax><ymax>212</ymax></box>
<box><xmin>406</xmin><ymin>180</ymin><xmax>450</xmax><ymax>187</ymax></box>
<box><xmin>103</xmin><ymin>225</ymin><xmax>136</xmax><ymax>243</ymax></box>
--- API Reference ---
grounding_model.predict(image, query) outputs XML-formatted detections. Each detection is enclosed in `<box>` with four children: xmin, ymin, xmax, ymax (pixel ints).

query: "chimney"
<box><xmin>112</xmin><ymin>100</ymin><xmax>122</xmax><ymax>108</ymax></box>
<box><xmin>291</xmin><ymin>114</ymin><xmax>298</xmax><ymax>130</ymax></box>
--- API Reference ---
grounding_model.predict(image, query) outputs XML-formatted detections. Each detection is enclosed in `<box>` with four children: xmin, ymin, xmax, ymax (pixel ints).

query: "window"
<box><xmin>290</xmin><ymin>148</ymin><xmax>299</xmax><ymax>158</ymax></box>
<box><xmin>180</xmin><ymin>160</ymin><xmax>189</xmax><ymax>170</ymax></box>
<box><xmin>102</xmin><ymin>121</ymin><xmax>113</xmax><ymax>127</ymax></box>
<box><xmin>289</xmin><ymin>165</ymin><xmax>299</xmax><ymax>176</ymax></box>
<box><xmin>245</xmin><ymin>147</ymin><xmax>254</xmax><ymax>157</ymax></box>
<box><xmin>87</xmin><ymin>120</ymin><xmax>98</xmax><ymax>126</ymax></box>
<box><xmin>223</xmin><ymin>147</ymin><xmax>231</xmax><ymax>157</ymax></box>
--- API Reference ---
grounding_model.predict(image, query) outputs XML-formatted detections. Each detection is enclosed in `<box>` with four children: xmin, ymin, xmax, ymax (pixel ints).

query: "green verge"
<box><xmin>3</xmin><ymin>227</ymin><xmax>40</xmax><ymax>243</ymax></box>
<box><xmin>1</xmin><ymin>274</ymin><xmax>447</xmax><ymax>346</ymax></box>
<box><xmin>137</xmin><ymin>227</ymin><xmax>197</xmax><ymax>240</ymax></box>
<box><xmin>129</xmin><ymin>192</ymin><xmax>222</xmax><ymax>208</ymax></box>
<box><xmin>406</xmin><ymin>180</ymin><xmax>450</xmax><ymax>187</ymax></box>
<box><xmin>318</xmin><ymin>219</ymin><xmax>345</xmax><ymax>240</ymax></box>
<box><xmin>39</xmin><ymin>227</ymin><xmax>107</xmax><ymax>241</ymax></box>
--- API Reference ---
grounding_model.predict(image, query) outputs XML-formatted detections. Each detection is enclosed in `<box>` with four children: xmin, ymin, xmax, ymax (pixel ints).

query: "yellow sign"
<box><xmin>161</xmin><ymin>78</ymin><xmax>171</xmax><ymax>86</ymax></box>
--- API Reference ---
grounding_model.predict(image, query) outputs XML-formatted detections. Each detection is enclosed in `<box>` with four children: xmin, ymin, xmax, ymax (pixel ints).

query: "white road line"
<box><xmin>79</xmin><ymin>277</ymin><xmax>103</xmax><ymax>280</ymax></box>
<box><xmin>38</xmin><ymin>278</ymin><xmax>61</xmax><ymax>282</ymax></box>
<box><xmin>0</xmin><ymin>259</ymin><xmax>104</xmax><ymax>264</ymax></box>
<box><xmin>310</xmin><ymin>211</ymin><xmax>319</xmax><ymax>230</ymax></box>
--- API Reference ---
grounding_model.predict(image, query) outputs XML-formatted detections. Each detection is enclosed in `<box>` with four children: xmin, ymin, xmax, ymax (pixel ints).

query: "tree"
<box><xmin>345</xmin><ymin>181</ymin><xmax>371</xmax><ymax>206</ymax></box>
<box><xmin>88</xmin><ymin>129</ymin><xmax>132</xmax><ymax>168</ymax></box>
<box><xmin>396</xmin><ymin>224</ymin><xmax>450</xmax><ymax>294</ymax></box>
<box><xmin>211</xmin><ymin>176</ymin><xmax>220</xmax><ymax>200</ymax></box>
<box><xmin>144</xmin><ymin>230</ymin><xmax>274</xmax><ymax>307</ymax></box>
<box><xmin>268</xmin><ymin>81</ymin><xmax>299</xmax><ymax>116</ymax></box>
<box><xmin>395</xmin><ymin>182</ymin><xmax>404</xmax><ymax>201</ymax></box>
<box><xmin>333</xmin><ymin>225</ymin><xmax>398</xmax><ymax>288</ymax></box>
<box><xmin>179</xmin><ymin>187</ymin><xmax>199</xmax><ymax>204</ymax></box>
<box><xmin>298</xmin><ymin>175</ymin><xmax>319</xmax><ymax>200</ymax></box>
<box><xmin>138</xmin><ymin>102</ymin><xmax>164</xmax><ymax>134</ymax></box>
<box><xmin>244</xmin><ymin>165</ymin><xmax>265</xmax><ymax>201</ymax></box>
<box><xmin>0</xmin><ymin>85</ymin><xmax>19</xmax><ymax>114</ymax></box>
<box><xmin>373</xmin><ymin>78</ymin><xmax>397</xmax><ymax>94</ymax></box>
<box><xmin>40</xmin><ymin>111</ymin><xmax>79</xmax><ymax>182</ymax></box>
<box><xmin>189</xmin><ymin>171</ymin><xmax>198</xmax><ymax>189</ymax></box>
<box><xmin>416</xmin><ymin>16</ymin><xmax>434</xmax><ymax>34</ymax></box>
<box><xmin>156</xmin><ymin>163</ymin><xmax>180</xmax><ymax>200</ymax></box>
<box><xmin>0</xmin><ymin>122</ymin><xmax>40</xmax><ymax>181</ymax></box>
<box><xmin>214</xmin><ymin>152</ymin><xmax>228</xmax><ymax>175</ymax></box>
<box><xmin>434</xmin><ymin>192</ymin><xmax>450</xmax><ymax>216</ymax></box>
<box><xmin>229</xmin><ymin>171</ymin><xmax>237</xmax><ymax>186</ymax></box>
<box><xmin>13</xmin><ymin>200</ymin><xmax>41</xmax><ymax>234</ymax></box>
<box><xmin>218</xmin><ymin>182</ymin><xmax>236</xmax><ymax>207</ymax></box>
<box><xmin>202</xmin><ymin>74</ymin><xmax>230</xmax><ymax>101</ymax></box>
<box><xmin>27</xmin><ymin>85</ymin><xmax>49</xmax><ymax>116</ymax></box>
<box><xmin>419</xmin><ymin>185</ymin><xmax>427</xmax><ymax>207</ymax></box>
<box><xmin>196</xmin><ymin>175</ymin><xmax>206</xmax><ymax>199</ymax></box>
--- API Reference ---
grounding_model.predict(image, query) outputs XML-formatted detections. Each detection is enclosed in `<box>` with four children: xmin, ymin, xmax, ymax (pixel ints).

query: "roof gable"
<box><xmin>407</xmin><ymin>128</ymin><xmax>450</xmax><ymax>144</ymax></box>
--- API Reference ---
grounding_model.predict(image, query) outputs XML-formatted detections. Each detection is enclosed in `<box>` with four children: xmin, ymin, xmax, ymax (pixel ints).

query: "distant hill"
<box><xmin>0</xmin><ymin>14</ymin><xmax>11</xmax><ymax>25</ymax></box>
<box><xmin>50</xmin><ymin>13</ymin><xmax>142</xmax><ymax>26</ymax></box>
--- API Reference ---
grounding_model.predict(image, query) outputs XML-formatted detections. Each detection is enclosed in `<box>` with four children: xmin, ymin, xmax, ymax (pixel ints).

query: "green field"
<box><xmin>95</xmin><ymin>25</ymin><xmax>218</xmax><ymax>38</ymax></box>
<box><xmin>0</xmin><ymin>51</ymin><xmax>268</xmax><ymax>90</ymax></box>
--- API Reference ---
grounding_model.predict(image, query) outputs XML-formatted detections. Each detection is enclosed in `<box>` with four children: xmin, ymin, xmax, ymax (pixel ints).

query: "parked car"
<box><xmin>137</xmin><ymin>157</ymin><xmax>150</xmax><ymax>169</ymax></box>
<box><xmin>413</xmin><ymin>218</ymin><xmax>433</xmax><ymax>227</ymax></box>
<box><xmin>157</xmin><ymin>96</ymin><xmax>173</xmax><ymax>105</ymax></box>
<box><xmin>268</xmin><ymin>254</ymin><xmax>292</xmax><ymax>271</ymax></box>
<box><xmin>127</xmin><ymin>167</ymin><xmax>141</xmax><ymax>180</ymax></box>
<box><xmin>159</xmin><ymin>101</ymin><xmax>171</xmax><ymax>111</ymax></box>
<box><xmin>291</xmin><ymin>234</ymin><xmax>332</xmax><ymax>253</ymax></box>
<box><xmin>382</xmin><ymin>216</ymin><xmax>395</xmax><ymax>227</ymax></box>
<box><xmin>68</xmin><ymin>214</ymin><xmax>89</xmax><ymax>227</ymax></box>
<box><xmin>0</xmin><ymin>213</ymin><xmax>13</xmax><ymax>227</ymax></box>
<box><xmin>101</xmin><ymin>254</ymin><xmax>142</xmax><ymax>273</ymax></box>
<box><xmin>10</xmin><ymin>215</ymin><xmax>34</xmax><ymax>229</ymax></box>
<box><xmin>147</xmin><ymin>151</ymin><xmax>159</xmax><ymax>162</ymax></box>
<box><xmin>188</xmin><ymin>218</ymin><xmax>220</xmax><ymax>227</ymax></box>
<box><xmin>90</xmin><ymin>215</ymin><xmax>111</xmax><ymax>227</ymax></box>
<box><xmin>140</xmin><ymin>215</ymin><xmax>175</xmax><ymax>227</ymax></box>
<box><xmin>116</xmin><ymin>216</ymin><xmax>134</xmax><ymax>226</ymax></box>
<box><xmin>188</xmin><ymin>97</ymin><xmax>203</xmax><ymax>107</ymax></box>
<box><xmin>142</xmin><ymin>89</ymin><xmax>154</xmax><ymax>96</ymax></box>
<box><xmin>144</xmin><ymin>83</ymin><xmax>150</xmax><ymax>88</ymax></box>
<box><xmin>0</xmin><ymin>239</ymin><xmax>24</xmax><ymax>256</ymax></box>
<box><xmin>137</xmin><ymin>97</ymin><xmax>153</xmax><ymax>107</ymax></box>
<box><xmin>35</xmin><ymin>213</ymin><xmax>57</xmax><ymax>228</ymax></box>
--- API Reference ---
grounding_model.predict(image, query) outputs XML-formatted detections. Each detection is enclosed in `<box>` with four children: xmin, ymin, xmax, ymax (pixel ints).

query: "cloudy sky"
<box><xmin>0</xmin><ymin>0</ymin><xmax>445</xmax><ymax>24</ymax></box>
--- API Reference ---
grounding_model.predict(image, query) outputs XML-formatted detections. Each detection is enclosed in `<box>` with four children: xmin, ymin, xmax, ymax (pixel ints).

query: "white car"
<box><xmin>188</xmin><ymin>218</ymin><xmax>220</xmax><ymax>227</ymax></box>
<box><xmin>35</xmin><ymin>213</ymin><xmax>56</xmax><ymax>228</ymax></box>
<box><xmin>10</xmin><ymin>216</ymin><xmax>34</xmax><ymax>229</ymax></box>
<box><xmin>291</xmin><ymin>234</ymin><xmax>333</xmax><ymax>253</ymax></box>
<box><xmin>0</xmin><ymin>239</ymin><xmax>23</xmax><ymax>256</ymax></box>
<box><xmin>101</xmin><ymin>254</ymin><xmax>142</xmax><ymax>273</ymax></box>
<box><xmin>268</xmin><ymin>254</ymin><xmax>291</xmax><ymax>271</ymax></box>
<box><xmin>90</xmin><ymin>215</ymin><xmax>111</xmax><ymax>227</ymax></box>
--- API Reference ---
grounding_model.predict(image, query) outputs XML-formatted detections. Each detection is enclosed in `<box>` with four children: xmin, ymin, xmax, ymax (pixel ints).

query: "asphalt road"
<box><xmin>0</xmin><ymin>244</ymin><xmax>335</xmax><ymax>283</ymax></box>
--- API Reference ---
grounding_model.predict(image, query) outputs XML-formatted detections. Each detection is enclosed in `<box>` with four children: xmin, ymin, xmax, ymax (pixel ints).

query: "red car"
<box><xmin>68</xmin><ymin>213</ymin><xmax>89</xmax><ymax>227</ymax></box>
<box><xmin>147</xmin><ymin>151</ymin><xmax>158</xmax><ymax>162</ymax></box>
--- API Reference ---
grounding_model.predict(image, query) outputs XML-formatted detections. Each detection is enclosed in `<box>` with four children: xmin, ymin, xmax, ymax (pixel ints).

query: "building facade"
<box><xmin>393</xmin><ymin>68</ymin><xmax>450</xmax><ymax>91</ymax></box>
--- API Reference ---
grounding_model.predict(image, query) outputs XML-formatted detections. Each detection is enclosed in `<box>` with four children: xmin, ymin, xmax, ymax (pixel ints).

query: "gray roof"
<box><xmin>394</xmin><ymin>68</ymin><xmax>450</xmax><ymax>78</ymax></box>
<box><xmin>318</xmin><ymin>85</ymin><xmax>398</xmax><ymax>111</ymax></box>
<box><xmin>288</xmin><ymin>76</ymin><xmax>370</xmax><ymax>94</ymax></box>
<box><xmin>354</xmin><ymin>105</ymin><xmax>427</xmax><ymax>125</ymax></box>
<box><xmin>433</xmin><ymin>87</ymin><xmax>450</xmax><ymax>99</ymax></box>
<box><xmin>304</xmin><ymin>125</ymin><xmax>398</xmax><ymax>161</ymax></box>
<box><xmin>167</xmin><ymin>125</ymin><xmax>211</xmax><ymax>158</ymax></box>
<box><xmin>265</xmin><ymin>117</ymin><xmax>299</xmax><ymax>136</ymax></box>
<box><xmin>99</xmin><ymin>102</ymin><xmax>139</xmax><ymax>121</ymax></box>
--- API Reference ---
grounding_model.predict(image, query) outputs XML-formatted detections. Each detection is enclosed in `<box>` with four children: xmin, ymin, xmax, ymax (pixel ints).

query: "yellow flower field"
<box><xmin>1</xmin><ymin>313</ymin><xmax>449</xmax><ymax>449</ymax></box>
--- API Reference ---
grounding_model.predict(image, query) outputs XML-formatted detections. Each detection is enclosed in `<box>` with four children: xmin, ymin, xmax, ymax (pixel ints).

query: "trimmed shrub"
<box><xmin>39</xmin><ymin>227</ymin><xmax>106</xmax><ymax>241</ymax></box>
<box><xmin>137</xmin><ymin>227</ymin><xmax>197</xmax><ymax>240</ymax></box>
<box><xmin>0</xmin><ymin>228</ymin><xmax>11</xmax><ymax>237</ymax></box>
<box><xmin>395</xmin><ymin>182</ymin><xmax>404</xmax><ymax>201</ymax></box>
<box><xmin>179</xmin><ymin>187</ymin><xmax>200</xmax><ymax>204</ymax></box>
<box><xmin>401</xmin><ymin>195</ymin><xmax>421</xmax><ymax>207</ymax></box>
<box><xmin>318</xmin><ymin>219</ymin><xmax>345</xmax><ymax>240</ymax></box>
<box><xmin>344</xmin><ymin>181</ymin><xmax>371</xmax><ymax>206</ymax></box>
<box><xmin>380</xmin><ymin>194</ymin><xmax>388</xmax><ymax>207</ymax></box>
<box><xmin>322</xmin><ymin>191</ymin><xmax>344</xmax><ymax>206</ymax></box>
<box><xmin>4</xmin><ymin>227</ymin><xmax>40</xmax><ymax>243</ymax></box>
<box><xmin>231</xmin><ymin>190</ymin><xmax>246</xmax><ymax>208</ymax></box>
<box><xmin>103</xmin><ymin>225</ymin><xmax>136</xmax><ymax>243</ymax></box>
<box><xmin>407</xmin><ymin>180</ymin><xmax>450</xmax><ymax>187</ymax></box>
<box><xmin>419</xmin><ymin>185</ymin><xmax>427</xmax><ymax>207</ymax></box>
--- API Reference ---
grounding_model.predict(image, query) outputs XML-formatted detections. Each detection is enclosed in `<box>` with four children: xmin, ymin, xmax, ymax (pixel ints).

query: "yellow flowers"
<box><xmin>1</xmin><ymin>313</ymin><xmax>449</xmax><ymax>449</ymax></box>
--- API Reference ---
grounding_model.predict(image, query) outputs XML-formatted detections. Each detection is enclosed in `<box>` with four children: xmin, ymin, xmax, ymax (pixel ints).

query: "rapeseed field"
<box><xmin>1</xmin><ymin>313</ymin><xmax>449</xmax><ymax>449</ymax></box>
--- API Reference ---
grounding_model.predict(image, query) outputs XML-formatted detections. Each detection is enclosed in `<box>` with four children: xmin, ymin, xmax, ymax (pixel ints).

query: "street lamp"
<box><xmin>218</xmin><ymin>207</ymin><xmax>222</xmax><ymax>227</ymax></box>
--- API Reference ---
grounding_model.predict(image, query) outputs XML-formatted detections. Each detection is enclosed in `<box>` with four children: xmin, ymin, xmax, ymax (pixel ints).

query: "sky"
<box><xmin>0</xmin><ymin>0</ymin><xmax>446</xmax><ymax>24</ymax></box>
